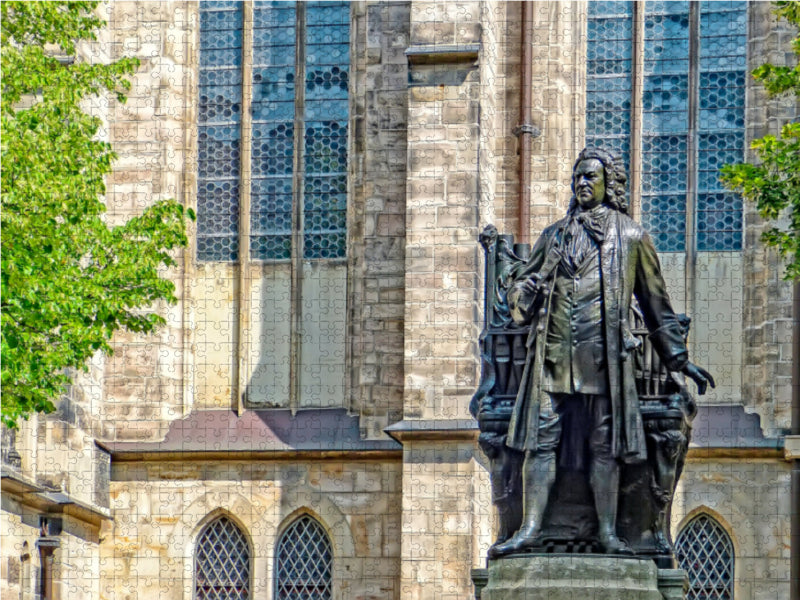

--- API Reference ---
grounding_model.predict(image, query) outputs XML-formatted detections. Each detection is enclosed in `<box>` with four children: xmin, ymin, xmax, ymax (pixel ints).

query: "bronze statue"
<box><xmin>484</xmin><ymin>147</ymin><xmax>714</xmax><ymax>558</ymax></box>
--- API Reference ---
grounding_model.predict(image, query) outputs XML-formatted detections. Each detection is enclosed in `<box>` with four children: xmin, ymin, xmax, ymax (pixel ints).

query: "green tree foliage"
<box><xmin>722</xmin><ymin>1</ymin><xmax>800</xmax><ymax>279</ymax></box>
<box><xmin>1</xmin><ymin>2</ymin><xmax>194</xmax><ymax>427</ymax></box>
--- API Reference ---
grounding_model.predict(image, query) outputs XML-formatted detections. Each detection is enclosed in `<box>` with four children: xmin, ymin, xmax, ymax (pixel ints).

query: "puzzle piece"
<box><xmin>1</xmin><ymin>2</ymin><xmax>796</xmax><ymax>600</ymax></box>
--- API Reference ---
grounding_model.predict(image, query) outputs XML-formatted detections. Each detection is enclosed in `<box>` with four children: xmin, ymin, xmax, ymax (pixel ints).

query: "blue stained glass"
<box><xmin>644</xmin><ymin>13</ymin><xmax>689</xmax><ymax>40</ymax></box>
<box><xmin>201</xmin><ymin>47</ymin><xmax>243</xmax><ymax>68</ymax></box>
<box><xmin>201</xmin><ymin>28</ymin><xmax>242</xmax><ymax>50</ymax></box>
<box><xmin>586</xmin><ymin>0</ymin><xmax>744</xmax><ymax>254</ymax></box>
<box><xmin>252</xmin><ymin>26</ymin><xmax>296</xmax><ymax>50</ymax></box>
<box><xmin>252</xmin><ymin>100</ymin><xmax>295</xmax><ymax>122</ymax></box>
<box><xmin>588</xmin><ymin>1</ymin><xmax>633</xmax><ymax>17</ymax></box>
<box><xmin>199</xmin><ymin>69</ymin><xmax>241</xmax><ymax>88</ymax></box>
<box><xmin>646</xmin><ymin>1</ymin><xmax>689</xmax><ymax>15</ymax></box>
<box><xmin>199</xmin><ymin>3</ymin><xmax>243</xmax><ymax>262</ymax></box>
<box><xmin>252</xmin><ymin>211</ymin><xmax>292</xmax><ymax>234</ymax></box>
<box><xmin>305</xmin><ymin>67</ymin><xmax>349</xmax><ymax>97</ymax></box>
<box><xmin>588</xmin><ymin>17</ymin><xmax>633</xmax><ymax>40</ymax></box>
<box><xmin>306</xmin><ymin>25</ymin><xmax>349</xmax><ymax>45</ymax></box>
<box><xmin>203</xmin><ymin>1</ymin><xmax>240</xmax><ymax>11</ymax></box>
<box><xmin>252</xmin><ymin>66</ymin><xmax>295</xmax><ymax>87</ymax></box>
<box><xmin>197</xmin><ymin>212</ymin><xmax>239</xmax><ymax>235</ymax></box>
<box><xmin>250</xmin><ymin>235</ymin><xmax>291</xmax><ymax>260</ymax></box>
<box><xmin>199</xmin><ymin>0</ymin><xmax>349</xmax><ymax>261</ymax></box>
<box><xmin>305</xmin><ymin>175</ymin><xmax>347</xmax><ymax>195</ymax></box>
<box><xmin>587</xmin><ymin>39</ymin><xmax>631</xmax><ymax>63</ymax></box>
<box><xmin>700</xmin><ymin>34</ymin><xmax>747</xmax><ymax>59</ymax></box>
<box><xmin>198</xmin><ymin>180</ymin><xmax>239</xmax><ymax>213</ymax></box>
<box><xmin>307</xmin><ymin>1</ymin><xmax>349</xmax><ymax>26</ymax></box>
<box><xmin>641</xmin><ymin>194</ymin><xmax>686</xmax><ymax>215</ymax></box>
<box><xmin>698</xmin><ymin>107</ymin><xmax>744</xmax><ymax>131</ymax></box>
<box><xmin>252</xmin><ymin>42</ymin><xmax>295</xmax><ymax>66</ymax></box>
<box><xmin>200</xmin><ymin>9</ymin><xmax>243</xmax><ymax>32</ymax></box>
<box><xmin>701</xmin><ymin>0</ymin><xmax>746</xmax><ymax>10</ymax></box>
<box><xmin>305</xmin><ymin>99</ymin><xmax>348</xmax><ymax>121</ymax></box>
<box><xmin>700</xmin><ymin>8</ymin><xmax>746</xmax><ymax>35</ymax></box>
<box><xmin>253</xmin><ymin>6</ymin><xmax>296</xmax><ymax>28</ymax></box>
<box><xmin>198</xmin><ymin>237</ymin><xmax>239</xmax><ymax>262</ymax></box>
<box><xmin>306</xmin><ymin>44</ymin><xmax>349</xmax><ymax>66</ymax></box>
<box><xmin>587</xmin><ymin>75</ymin><xmax>631</xmax><ymax>94</ymax></box>
<box><xmin>304</xmin><ymin>233</ymin><xmax>346</xmax><ymax>259</ymax></box>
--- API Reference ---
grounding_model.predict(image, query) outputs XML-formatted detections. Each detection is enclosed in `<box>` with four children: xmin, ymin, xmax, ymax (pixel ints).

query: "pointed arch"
<box><xmin>194</xmin><ymin>514</ymin><xmax>251</xmax><ymax>600</ymax></box>
<box><xmin>274</xmin><ymin>513</ymin><xmax>333</xmax><ymax>600</ymax></box>
<box><xmin>675</xmin><ymin>512</ymin><xmax>734</xmax><ymax>600</ymax></box>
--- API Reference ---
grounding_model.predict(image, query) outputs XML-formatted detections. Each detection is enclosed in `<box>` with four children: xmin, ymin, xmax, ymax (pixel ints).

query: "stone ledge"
<box><xmin>1</xmin><ymin>467</ymin><xmax>112</xmax><ymax>527</ymax></box>
<box><xmin>405</xmin><ymin>44</ymin><xmax>480</xmax><ymax>64</ymax></box>
<box><xmin>784</xmin><ymin>435</ymin><xmax>800</xmax><ymax>460</ymax></box>
<box><xmin>384</xmin><ymin>418</ymin><xmax>479</xmax><ymax>443</ymax></box>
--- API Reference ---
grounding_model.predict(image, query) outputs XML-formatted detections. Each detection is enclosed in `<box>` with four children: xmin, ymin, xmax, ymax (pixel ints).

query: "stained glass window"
<box><xmin>198</xmin><ymin>1</ymin><xmax>243</xmax><ymax>261</ymax></box>
<box><xmin>275</xmin><ymin>515</ymin><xmax>333</xmax><ymax>600</ymax></box>
<box><xmin>198</xmin><ymin>1</ymin><xmax>349</xmax><ymax>262</ymax></box>
<box><xmin>194</xmin><ymin>516</ymin><xmax>251</xmax><ymax>600</ymax></box>
<box><xmin>585</xmin><ymin>1</ymin><xmax>746</xmax><ymax>252</ymax></box>
<box><xmin>675</xmin><ymin>514</ymin><xmax>734</xmax><ymax>600</ymax></box>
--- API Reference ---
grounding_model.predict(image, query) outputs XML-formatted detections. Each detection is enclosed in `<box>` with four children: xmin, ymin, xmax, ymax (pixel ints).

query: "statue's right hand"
<box><xmin>519</xmin><ymin>275</ymin><xmax>540</xmax><ymax>296</ymax></box>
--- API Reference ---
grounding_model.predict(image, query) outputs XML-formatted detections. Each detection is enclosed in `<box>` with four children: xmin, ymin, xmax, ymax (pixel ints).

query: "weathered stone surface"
<box><xmin>482</xmin><ymin>556</ymin><xmax>662</xmax><ymax>600</ymax></box>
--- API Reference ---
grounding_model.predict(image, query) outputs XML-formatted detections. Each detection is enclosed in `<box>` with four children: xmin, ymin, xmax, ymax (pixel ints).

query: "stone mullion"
<box><xmin>629</xmin><ymin>1</ymin><xmax>645</xmax><ymax>222</ymax></box>
<box><xmin>289</xmin><ymin>3</ymin><xmax>307</xmax><ymax>412</ymax></box>
<box><xmin>235</xmin><ymin>0</ymin><xmax>254</xmax><ymax>415</ymax></box>
<box><xmin>685</xmin><ymin>2</ymin><xmax>700</xmax><ymax>342</ymax></box>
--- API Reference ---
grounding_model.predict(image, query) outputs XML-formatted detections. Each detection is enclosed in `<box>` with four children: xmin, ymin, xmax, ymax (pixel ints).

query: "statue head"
<box><xmin>569</xmin><ymin>147</ymin><xmax>628</xmax><ymax>214</ymax></box>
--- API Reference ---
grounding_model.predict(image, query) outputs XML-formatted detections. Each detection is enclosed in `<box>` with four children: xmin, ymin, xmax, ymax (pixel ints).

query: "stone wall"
<box><xmin>101</xmin><ymin>459</ymin><xmax>402</xmax><ymax>599</ymax></box>
<box><xmin>101</xmin><ymin>0</ymin><xmax>193</xmax><ymax>436</ymax></box>
<box><xmin>741</xmin><ymin>1</ymin><xmax>799</xmax><ymax>436</ymax></box>
<box><xmin>674</xmin><ymin>457</ymin><xmax>792</xmax><ymax>599</ymax></box>
<box><xmin>350</xmin><ymin>1</ymin><xmax>410</xmax><ymax>438</ymax></box>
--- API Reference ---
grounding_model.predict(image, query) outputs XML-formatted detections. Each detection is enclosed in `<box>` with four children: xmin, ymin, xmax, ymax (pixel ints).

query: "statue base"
<box><xmin>472</xmin><ymin>555</ymin><xmax>687</xmax><ymax>600</ymax></box>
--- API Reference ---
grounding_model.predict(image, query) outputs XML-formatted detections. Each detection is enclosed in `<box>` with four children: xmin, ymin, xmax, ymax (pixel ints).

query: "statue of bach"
<box><xmin>489</xmin><ymin>147</ymin><xmax>715</xmax><ymax>557</ymax></box>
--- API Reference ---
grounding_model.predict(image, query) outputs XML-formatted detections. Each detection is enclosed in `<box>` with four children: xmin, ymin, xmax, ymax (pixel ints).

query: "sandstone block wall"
<box><xmin>101</xmin><ymin>459</ymin><xmax>402</xmax><ymax>599</ymax></box>
<box><xmin>350</xmin><ymin>1</ymin><xmax>410</xmax><ymax>438</ymax></box>
<box><xmin>675</xmin><ymin>458</ymin><xmax>792</xmax><ymax>599</ymax></box>
<box><xmin>741</xmin><ymin>1</ymin><xmax>799</xmax><ymax>436</ymax></box>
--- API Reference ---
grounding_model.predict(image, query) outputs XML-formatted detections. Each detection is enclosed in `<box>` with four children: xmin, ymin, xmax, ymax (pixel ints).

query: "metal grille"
<box><xmin>275</xmin><ymin>515</ymin><xmax>333</xmax><ymax>600</ymax></box>
<box><xmin>194</xmin><ymin>516</ymin><xmax>251</xmax><ymax>600</ymax></box>
<box><xmin>675</xmin><ymin>514</ymin><xmax>734</xmax><ymax>600</ymax></box>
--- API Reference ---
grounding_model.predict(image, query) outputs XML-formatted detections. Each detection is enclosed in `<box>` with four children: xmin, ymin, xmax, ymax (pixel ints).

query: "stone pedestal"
<box><xmin>475</xmin><ymin>555</ymin><xmax>670</xmax><ymax>600</ymax></box>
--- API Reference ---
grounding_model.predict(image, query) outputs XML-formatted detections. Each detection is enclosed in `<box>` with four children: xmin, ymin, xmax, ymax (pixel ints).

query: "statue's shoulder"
<box><xmin>541</xmin><ymin>218</ymin><xmax>568</xmax><ymax>238</ymax></box>
<box><xmin>614</xmin><ymin>211</ymin><xmax>646</xmax><ymax>241</ymax></box>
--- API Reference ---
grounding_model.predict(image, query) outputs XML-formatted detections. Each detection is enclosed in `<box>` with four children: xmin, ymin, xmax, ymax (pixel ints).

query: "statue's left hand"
<box><xmin>681</xmin><ymin>362</ymin><xmax>715</xmax><ymax>395</ymax></box>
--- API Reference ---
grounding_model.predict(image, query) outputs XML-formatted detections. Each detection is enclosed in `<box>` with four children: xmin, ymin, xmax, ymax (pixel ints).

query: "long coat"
<box><xmin>505</xmin><ymin>209</ymin><xmax>688</xmax><ymax>463</ymax></box>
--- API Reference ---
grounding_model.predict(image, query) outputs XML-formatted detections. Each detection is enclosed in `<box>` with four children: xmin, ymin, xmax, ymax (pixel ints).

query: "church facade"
<box><xmin>2</xmin><ymin>2</ymin><xmax>797</xmax><ymax>599</ymax></box>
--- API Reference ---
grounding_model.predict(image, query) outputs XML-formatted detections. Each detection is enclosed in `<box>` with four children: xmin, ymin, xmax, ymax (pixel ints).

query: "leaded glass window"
<box><xmin>198</xmin><ymin>1</ymin><xmax>350</xmax><ymax>262</ymax></box>
<box><xmin>194</xmin><ymin>516</ymin><xmax>251</xmax><ymax>600</ymax></box>
<box><xmin>675</xmin><ymin>514</ymin><xmax>734</xmax><ymax>600</ymax></box>
<box><xmin>275</xmin><ymin>515</ymin><xmax>333</xmax><ymax>600</ymax></box>
<box><xmin>586</xmin><ymin>1</ymin><xmax>746</xmax><ymax>252</ymax></box>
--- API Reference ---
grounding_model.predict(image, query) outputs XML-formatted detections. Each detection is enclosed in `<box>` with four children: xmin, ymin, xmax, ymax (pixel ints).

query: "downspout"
<box><xmin>515</xmin><ymin>1</ymin><xmax>537</xmax><ymax>245</ymax></box>
<box><xmin>792</xmin><ymin>281</ymin><xmax>800</xmax><ymax>600</ymax></box>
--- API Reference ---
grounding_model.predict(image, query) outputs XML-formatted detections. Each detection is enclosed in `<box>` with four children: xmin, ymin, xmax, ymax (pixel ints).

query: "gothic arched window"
<box><xmin>275</xmin><ymin>515</ymin><xmax>333</xmax><ymax>600</ymax></box>
<box><xmin>194</xmin><ymin>516</ymin><xmax>251</xmax><ymax>600</ymax></box>
<box><xmin>675</xmin><ymin>514</ymin><xmax>734</xmax><ymax>600</ymax></box>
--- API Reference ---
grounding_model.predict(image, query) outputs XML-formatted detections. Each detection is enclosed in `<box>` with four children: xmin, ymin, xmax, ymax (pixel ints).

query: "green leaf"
<box><xmin>1</xmin><ymin>2</ymin><xmax>191</xmax><ymax>428</ymax></box>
